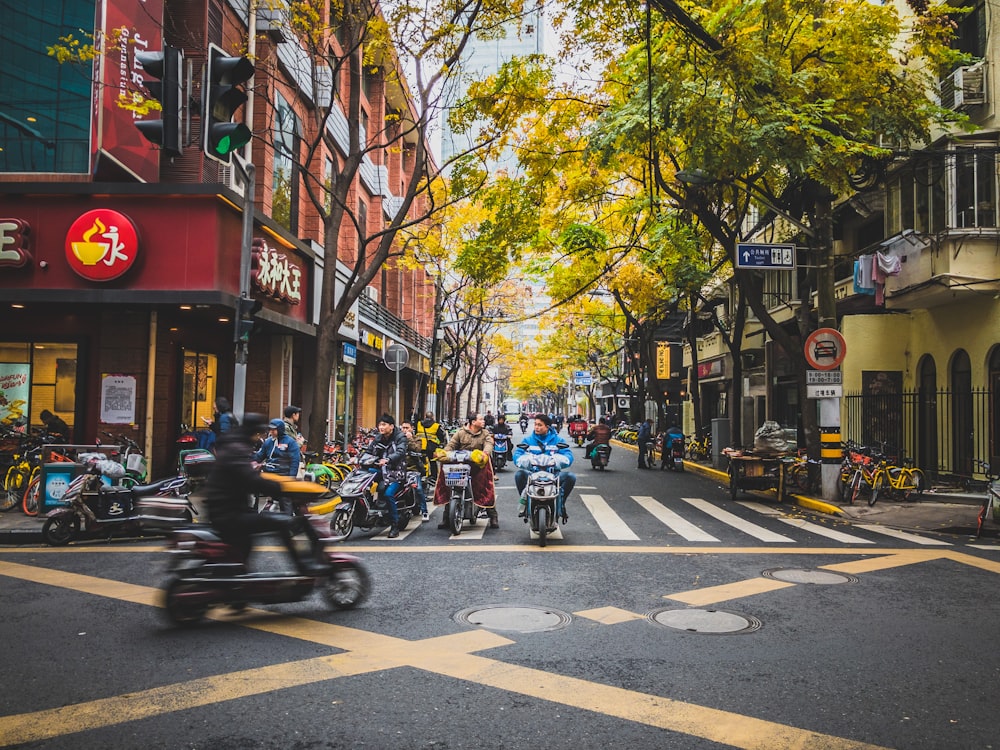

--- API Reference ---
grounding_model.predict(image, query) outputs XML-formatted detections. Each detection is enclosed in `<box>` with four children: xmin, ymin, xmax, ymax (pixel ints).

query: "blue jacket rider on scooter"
<box><xmin>202</xmin><ymin>413</ymin><xmax>328</xmax><ymax>575</ymax></box>
<box><xmin>513</xmin><ymin>413</ymin><xmax>576</xmax><ymax>521</ymax></box>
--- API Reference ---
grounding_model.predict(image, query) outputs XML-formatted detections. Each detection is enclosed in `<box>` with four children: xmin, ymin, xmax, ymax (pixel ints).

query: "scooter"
<box><xmin>661</xmin><ymin>435</ymin><xmax>685</xmax><ymax>471</ymax></box>
<box><xmin>41</xmin><ymin>463</ymin><xmax>196</xmax><ymax>546</ymax></box>
<box><xmin>491</xmin><ymin>432</ymin><xmax>510</xmax><ymax>472</ymax></box>
<box><xmin>328</xmin><ymin>454</ymin><xmax>420</xmax><ymax>540</ymax></box>
<box><xmin>590</xmin><ymin>443</ymin><xmax>611</xmax><ymax>471</ymax></box>
<box><xmin>519</xmin><ymin>416</ymin><xmax>529</xmax><ymax>434</ymax></box>
<box><xmin>161</xmin><ymin>478</ymin><xmax>369</xmax><ymax>626</ymax></box>
<box><xmin>517</xmin><ymin>443</ymin><xmax>570</xmax><ymax>547</ymax></box>
<box><xmin>440</xmin><ymin>450</ymin><xmax>479</xmax><ymax>536</ymax></box>
<box><xmin>568</xmin><ymin>420</ymin><xmax>589</xmax><ymax>447</ymax></box>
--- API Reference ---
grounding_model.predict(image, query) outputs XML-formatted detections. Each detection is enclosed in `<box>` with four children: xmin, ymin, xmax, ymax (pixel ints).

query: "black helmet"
<box><xmin>242</xmin><ymin>413</ymin><xmax>270</xmax><ymax>436</ymax></box>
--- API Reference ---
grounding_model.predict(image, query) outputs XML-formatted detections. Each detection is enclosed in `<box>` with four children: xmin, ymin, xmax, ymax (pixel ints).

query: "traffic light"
<box><xmin>204</xmin><ymin>44</ymin><xmax>255</xmax><ymax>164</ymax></box>
<box><xmin>134</xmin><ymin>46</ymin><xmax>183</xmax><ymax>155</ymax></box>
<box><xmin>234</xmin><ymin>296</ymin><xmax>263</xmax><ymax>344</ymax></box>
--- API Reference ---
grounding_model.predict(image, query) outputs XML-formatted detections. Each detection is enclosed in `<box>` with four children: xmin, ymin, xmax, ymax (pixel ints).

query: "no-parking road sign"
<box><xmin>803</xmin><ymin>328</ymin><xmax>846</xmax><ymax>371</ymax></box>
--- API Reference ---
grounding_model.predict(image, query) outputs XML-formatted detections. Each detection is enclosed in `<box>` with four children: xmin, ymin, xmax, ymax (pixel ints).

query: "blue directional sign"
<box><xmin>736</xmin><ymin>243</ymin><xmax>796</xmax><ymax>270</ymax></box>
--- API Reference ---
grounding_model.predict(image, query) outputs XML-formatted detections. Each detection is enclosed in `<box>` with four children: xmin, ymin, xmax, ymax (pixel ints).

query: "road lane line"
<box><xmin>0</xmin><ymin>561</ymin><xmax>893</xmax><ymax>750</ymax></box>
<box><xmin>430</xmin><ymin>652</ymin><xmax>893</xmax><ymax>750</ymax></box>
<box><xmin>580</xmin><ymin>493</ymin><xmax>639</xmax><ymax>540</ymax></box>
<box><xmin>632</xmin><ymin>495</ymin><xmax>720</xmax><ymax>542</ymax></box>
<box><xmin>853</xmin><ymin>523</ymin><xmax>951</xmax><ymax>546</ymax></box>
<box><xmin>776</xmin><ymin>517</ymin><xmax>875</xmax><ymax>544</ymax></box>
<box><xmin>682</xmin><ymin>497</ymin><xmax>795</xmax><ymax>543</ymax></box>
<box><xmin>665</xmin><ymin>577</ymin><xmax>796</xmax><ymax>606</ymax></box>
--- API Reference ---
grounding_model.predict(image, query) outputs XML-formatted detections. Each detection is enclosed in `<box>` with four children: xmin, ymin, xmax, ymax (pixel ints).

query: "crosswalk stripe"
<box><xmin>776</xmin><ymin>517</ymin><xmax>874</xmax><ymax>544</ymax></box>
<box><xmin>681</xmin><ymin>497</ymin><xmax>795</xmax><ymax>543</ymax></box>
<box><xmin>853</xmin><ymin>524</ymin><xmax>951</xmax><ymax>546</ymax></box>
<box><xmin>580</xmin><ymin>494</ymin><xmax>640</xmax><ymax>540</ymax></box>
<box><xmin>737</xmin><ymin>501</ymin><xmax>782</xmax><ymax>516</ymax></box>
<box><xmin>632</xmin><ymin>496</ymin><xmax>720</xmax><ymax>542</ymax></box>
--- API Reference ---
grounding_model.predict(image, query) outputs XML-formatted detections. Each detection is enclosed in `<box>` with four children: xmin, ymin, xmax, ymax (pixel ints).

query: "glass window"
<box><xmin>272</xmin><ymin>92</ymin><xmax>300</xmax><ymax>232</ymax></box>
<box><xmin>0</xmin><ymin>1</ymin><xmax>94</xmax><ymax>173</ymax></box>
<box><xmin>181</xmin><ymin>351</ymin><xmax>217</xmax><ymax>430</ymax></box>
<box><xmin>0</xmin><ymin>342</ymin><xmax>77</xmax><ymax>435</ymax></box>
<box><xmin>954</xmin><ymin>147</ymin><xmax>997</xmax><ymax>229</ymax></box>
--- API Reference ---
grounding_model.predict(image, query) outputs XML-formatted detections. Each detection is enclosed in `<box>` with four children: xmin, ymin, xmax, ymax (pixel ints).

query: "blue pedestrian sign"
<box><xmin>736</xmin><ymin>243</ymin><xmax>796</xmax><ymax>270</ymax></box>
<box><xmin>342</xmin><ymin>342</ymin><xmax>357</xmax><ymax>365</ymax></box>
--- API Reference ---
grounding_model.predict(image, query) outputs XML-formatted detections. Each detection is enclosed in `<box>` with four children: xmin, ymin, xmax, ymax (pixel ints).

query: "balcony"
<box><xmin>884</xmin><ymin>232</ymin><xmax>1000</xmax><ymax>310</ymax></box>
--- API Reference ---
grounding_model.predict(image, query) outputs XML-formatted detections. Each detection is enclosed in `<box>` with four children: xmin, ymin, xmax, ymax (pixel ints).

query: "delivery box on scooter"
<box><xmin>83</xmin><ymin>485</ymin><xmax>134</xmax><ymax>519</ymax></box>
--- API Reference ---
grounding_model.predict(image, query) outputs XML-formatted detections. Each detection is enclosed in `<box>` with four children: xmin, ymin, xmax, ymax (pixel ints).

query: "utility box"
<box><xmin>711</xmin><ymin>418</ymin><xmax>731</xmax><ymax>470</ymax></box>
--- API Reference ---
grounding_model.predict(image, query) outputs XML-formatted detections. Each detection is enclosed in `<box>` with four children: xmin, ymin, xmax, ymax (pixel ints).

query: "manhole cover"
<box><xmin>761</xmin><ymin>568</ymin><xmax>858</xmax><ymax>585</ymax></box>
<box><xmin>454</xmin><ymin>605</ymin><xmax>572</xmax><ymax>633</ymax></box>
<box><xmin>647</xmin><ymin>608</ymin><xmax>762</xmax><ymax>634</ymax></box>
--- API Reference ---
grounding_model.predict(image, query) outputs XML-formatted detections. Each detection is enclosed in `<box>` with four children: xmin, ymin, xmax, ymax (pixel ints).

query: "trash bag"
<box><xmin>753</xmin><ymin>421</ymin><xmax>788</xmax><ymax>456</ymax></box>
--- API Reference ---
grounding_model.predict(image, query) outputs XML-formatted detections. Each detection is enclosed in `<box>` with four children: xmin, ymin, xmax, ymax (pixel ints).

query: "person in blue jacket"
<box><xmin>254</xmin><ymin>419</ymin><xmax>302</xmax><ymax>511</ymax></box>
<box><xmin>513</xmin><ymin>413</ymin><xmax>576</xmax><ymax>522</ymax></box>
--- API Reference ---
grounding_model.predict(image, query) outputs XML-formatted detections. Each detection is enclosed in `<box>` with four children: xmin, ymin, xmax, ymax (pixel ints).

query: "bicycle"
<box><xmin>848</xmin><ymin>450</ymin><xmax>925</xmax><ymax>506</ymax></box>
<box><xmin>685</xmin><ymin>432</ymin><xmax>711</xmax><ymax>462</ymax></box>
<box><xmin>3</xmin><ymin>443</ymin><xmax>42</xmax><ymax>512</ymax></box>
<box><xmin>973</xmin><ymin>458</ymin><xmax>1000</xmax><ymax>538</ymax></box>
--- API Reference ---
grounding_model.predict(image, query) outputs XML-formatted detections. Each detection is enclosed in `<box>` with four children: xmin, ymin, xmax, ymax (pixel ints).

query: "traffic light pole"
<box><xmin>231</xmin><ymin>153</ymin><xmax>255</xmax><ymax>422</ymax></box>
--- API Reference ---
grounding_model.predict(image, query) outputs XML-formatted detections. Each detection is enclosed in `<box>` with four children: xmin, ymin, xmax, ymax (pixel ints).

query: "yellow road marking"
<box><xmin>2</xmin><ymin>547</ymin><xmax>997</xmax><ymax>748</ymax></box>
<box><xmin>666</xmin><ymin>577</ymin><xmax>796</xmax><ymax>606</ymax></box>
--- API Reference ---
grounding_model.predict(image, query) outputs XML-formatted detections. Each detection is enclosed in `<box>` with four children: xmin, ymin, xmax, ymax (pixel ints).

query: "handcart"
<box><xmin>726</xmin><ymin>452</ymin><xmax>787</xmax><ymax>502</ymax></box>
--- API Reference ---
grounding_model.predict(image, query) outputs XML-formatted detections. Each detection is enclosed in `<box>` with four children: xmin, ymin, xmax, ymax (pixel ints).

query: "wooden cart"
<box><xmin>727</xmin><ymin>454</ymin><xmax>787</xmax><ymax>502</ymax></box>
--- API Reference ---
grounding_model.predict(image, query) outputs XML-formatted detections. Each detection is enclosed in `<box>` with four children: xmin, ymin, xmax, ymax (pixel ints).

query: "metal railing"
<box><xmin>844</xmin><ymin>387</ymin><xmax>995</xmax><ymax>481</ymax></box>
<box><xmin>358</xmin><ymin>293</ymin><xmax>432</xmax><ymax>355</ymax></box>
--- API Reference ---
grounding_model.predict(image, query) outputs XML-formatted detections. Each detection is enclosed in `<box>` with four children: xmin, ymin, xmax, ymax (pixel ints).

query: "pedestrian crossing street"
<box><xmin>357</xmin><ymin>487</ymin><xmax>996</xmax><ymax>549</ymax></box>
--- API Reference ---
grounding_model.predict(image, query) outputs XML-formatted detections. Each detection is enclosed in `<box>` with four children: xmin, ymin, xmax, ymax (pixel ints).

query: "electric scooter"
<box><xmin>161</xmin><ymin>478</ymin><xmax>369</xmax><ymax>626</ymax></box>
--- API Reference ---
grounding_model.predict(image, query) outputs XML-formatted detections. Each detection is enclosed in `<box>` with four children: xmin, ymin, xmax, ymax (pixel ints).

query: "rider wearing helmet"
<box><xmin>202</xmin><ymin>413</ymin><xmax>327</xmax><ymax>575</ymax></box>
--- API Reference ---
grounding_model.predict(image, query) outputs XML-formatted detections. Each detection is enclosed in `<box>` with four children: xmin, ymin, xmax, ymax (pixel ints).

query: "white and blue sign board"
<box><xmin>573</xmin><ymin>370</ymin><xmax>593</xmax><ymax>386</ymax></box>
<box><xmin>736</xmin><ymin>243</ymin><xmax>796</xmax><ymax>270</ymax></box>
<box><xmin>342</xmin><ymin>342</ymin><xmax>357</xmax><ymax>365</ymax></box>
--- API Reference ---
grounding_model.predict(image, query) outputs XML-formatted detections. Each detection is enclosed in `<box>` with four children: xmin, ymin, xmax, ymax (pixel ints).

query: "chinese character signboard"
<box><xmin>65</xmin><ymin>209</ymin><xmax>139</xmax><ymax>281</ymax></box>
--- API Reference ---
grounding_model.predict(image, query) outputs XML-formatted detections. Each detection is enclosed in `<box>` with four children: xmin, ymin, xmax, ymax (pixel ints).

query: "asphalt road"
<box><xmin>2</xmin><ymin>452</ymin><xmax>1000</xmax><ymax>749</ymax></box>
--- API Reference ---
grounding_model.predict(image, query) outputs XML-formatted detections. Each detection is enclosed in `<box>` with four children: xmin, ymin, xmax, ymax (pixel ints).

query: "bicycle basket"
<box><xmin>442</xmin><ymin>463</ymin><xmax>471</xmax><ymax>487</ymax></box>
<box><xmin>126</xmin><ymin>453</ymin><xmax>147</xmax><ymax>474</ymax></box>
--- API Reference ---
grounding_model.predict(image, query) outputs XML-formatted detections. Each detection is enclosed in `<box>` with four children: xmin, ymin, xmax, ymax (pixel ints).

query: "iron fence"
<box><xmin>844</xmin><ymin>387</ymin><xmax>997</xmax><ymax>480</ymax></box>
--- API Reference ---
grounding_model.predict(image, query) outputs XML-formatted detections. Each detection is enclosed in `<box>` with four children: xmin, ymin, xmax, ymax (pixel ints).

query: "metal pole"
<box><xmin>394</xmin><ymin>368</ymin><xmax>401</xmax><ymax>425</ymax></box>
<box><xmin>343</xmin><ymin>366</ymin><xmax>352</xmax><ymax>452</ymax></box>
<box><xmin>232</xmin><ymin>155</ymin><xmax>255</xmax><ymax>421</ymax></box>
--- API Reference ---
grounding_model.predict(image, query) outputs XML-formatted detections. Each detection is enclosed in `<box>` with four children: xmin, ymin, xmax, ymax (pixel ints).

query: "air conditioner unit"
<box><xmin>363</xmin><ymin>286</ymin><xmax>379</xmax><ymax>302</ymax></box>
<box><xmin>940</xmin><ymin>63</ymin><xmax>987</xmax><ymax>110</ymax></box>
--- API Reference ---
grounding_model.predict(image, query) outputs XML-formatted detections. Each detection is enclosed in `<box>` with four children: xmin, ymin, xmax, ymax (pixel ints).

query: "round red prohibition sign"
<box><xmin>804</xmin><ymin>328</ymin><xmax>846</xmax><ymax>370</ymax></box>
<box><xmin>65</xmin><ymin>209</ymin><xmax>139</xmax><ymax>282</ymax></box>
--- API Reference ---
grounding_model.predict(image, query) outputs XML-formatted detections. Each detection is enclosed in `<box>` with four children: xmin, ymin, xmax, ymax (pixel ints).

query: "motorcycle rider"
<box><xmin>513</xmin><ymin>413</ymin><xmax>576</xmax><ymax>522</ymax></box>
<box><xmin>584</xmin><ymin>418</ymin><xmax>613</xmax><ymax>460</ymax></box>
<box><xmin>490</xmin><ymin>414</ymin><xmax>514</xmax><ymax>462</ymax></box>
<box><xmin>433</xmin><ymin>412</ymin><xmax>498</xmax><ymax>529</ymax></box>
<box><xmin>202</xmin><ymin>413</ymin><xmax>328</xmax><ymax>575</ymax></box>
<box><xmin>637</xmin><ymin>418</ymin><xmax>653</xmax><ymax>469</ymax></box>
<box><xmin>400</xmin><ymin>420</ymin><xmax>430</xmax><ymax>521</ymax></box>
<box><xmin>662</xmin><ymin>422</ymin><xmax>685</xmax><ymax>467</ymax></box>
<box><xmin>364</xmin><ymin>414</ymin><xmax>408</xmax><ymax>538</ymax></box>
<box><xmin>253</xmin><ymin>418</ymin><xmax>302</xmax><ymax>511</ymax></box>
<box><xmin>416</xmin><ymin>411</ymin><xmax>447</xmax><ymax>481</ymax></box>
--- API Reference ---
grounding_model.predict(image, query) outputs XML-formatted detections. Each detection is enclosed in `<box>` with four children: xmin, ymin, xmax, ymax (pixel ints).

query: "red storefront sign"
<box><xmin>697</xmin><ymin>358</ymin><xmax>724</xmax><ymax>379</ymax></box>
<box><xmin>0</xmin><ymin>220</ymin><xmax>32</xmax><ymax>268</ymax></box>
<box><xmin>64</xmin><ymin>209</ymin><xmax>139</xmax><ymax>281</ymax></box>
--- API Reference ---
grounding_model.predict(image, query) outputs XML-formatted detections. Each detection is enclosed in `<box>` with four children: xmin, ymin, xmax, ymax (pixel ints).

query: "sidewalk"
<box><xmin>615</xmin><ymin>439</ymin><xmax>989</xmax><ymax>539</ymax></box>
<box><xmin>680</xmin><ymin>457</ymin><xmax>986</xmax><ymax>537</ymax></box>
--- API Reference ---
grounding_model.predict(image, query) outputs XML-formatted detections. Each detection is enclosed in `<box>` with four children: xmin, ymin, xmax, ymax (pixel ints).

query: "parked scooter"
<box><xmin>41</xmin><ymin>459</ymin><xmax>196</xmax><ymax>546</ymax></box>
<box><xmin>517</xmin><ymin>443</ymin><xmax>571</xmax><ymax>547</ymax></box>
<box><xmin>161</xmin><ymin>478</ymin><xmax>368</xmax><ymax>625</ymax></box>
<box><xmin>590</xmin><ymin>443</ymin><xmax>611</xmax><ymax>471</ymax></box>
<box><xmin>328</xmin><ymin>453</ymin><xmax>420</xmax><ymax>540</ymax></box>
<box><xmin>661</xmin><ymin>434</ymin><xmax>685</xmax><ymax>471</ymax></box>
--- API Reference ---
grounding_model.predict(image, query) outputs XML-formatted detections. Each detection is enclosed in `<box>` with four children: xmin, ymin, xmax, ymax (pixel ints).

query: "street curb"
<box><xmin>0</xmin><ymin>528</ymin><xmax>44</xmax><ymax>545</ymax></box>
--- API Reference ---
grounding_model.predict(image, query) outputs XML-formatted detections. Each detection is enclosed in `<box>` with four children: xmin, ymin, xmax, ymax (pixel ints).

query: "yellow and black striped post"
<box><xmin>820</xmin><ymin>428</ymin><xmax>842</xmax><ymax>464</ymax></box>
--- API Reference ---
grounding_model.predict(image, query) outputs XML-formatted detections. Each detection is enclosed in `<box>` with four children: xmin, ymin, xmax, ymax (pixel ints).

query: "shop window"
<box><xmin>181</xmin><ymin>351</ymin><xmax>218</xmax><ymax>430</ymax></box>
<box><xmin>0</xmin><ymin>342</ymin><xmax>77</xmax><ymax>436</ymax></box>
